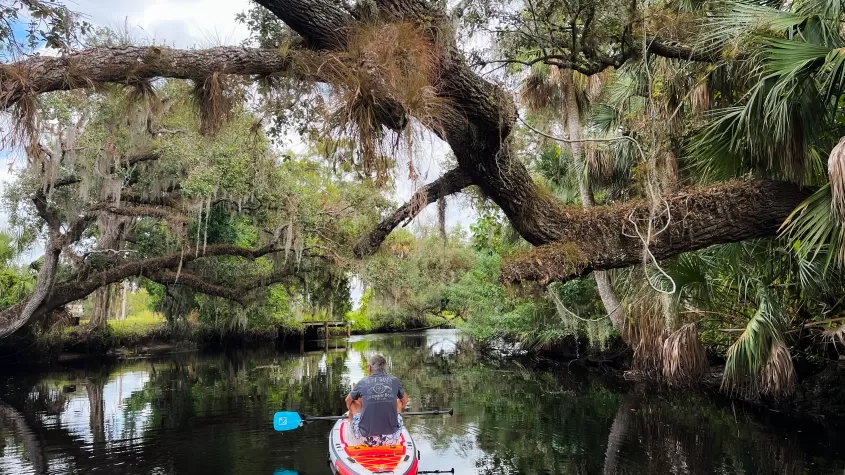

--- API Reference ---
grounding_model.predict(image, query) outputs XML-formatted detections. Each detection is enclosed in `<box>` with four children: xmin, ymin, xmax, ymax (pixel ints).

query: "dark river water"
<box><xmin>1</xmin><ymin>329</ymin><xmax>845</xmax><ymax>474</ymax></box>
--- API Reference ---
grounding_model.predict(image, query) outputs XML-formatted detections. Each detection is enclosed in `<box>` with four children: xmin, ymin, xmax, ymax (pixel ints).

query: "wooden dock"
<box><xmin>300</xmin><ymin>320</ymin><xmax>351</xmax><ymax>339</ymax></box>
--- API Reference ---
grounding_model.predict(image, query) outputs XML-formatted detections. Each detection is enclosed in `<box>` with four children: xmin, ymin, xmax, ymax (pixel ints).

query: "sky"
<box><xmin>0</xmin><ymin>0</ymin><xmax>478</xmax><ymax>305</ymax></box>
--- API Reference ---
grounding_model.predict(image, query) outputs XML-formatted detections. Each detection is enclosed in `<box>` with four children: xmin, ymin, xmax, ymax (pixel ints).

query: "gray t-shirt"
<box><xmin>350</xmin><ymin>372</ymin><xmax>405</xmax><ymax>436</ymax></box>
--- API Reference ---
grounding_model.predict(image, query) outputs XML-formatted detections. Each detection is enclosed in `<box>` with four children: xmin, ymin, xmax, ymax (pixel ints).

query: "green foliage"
<box><xmin>356</xmin><ymin>228</ymin><xmax>475</xmax><ymax>330</ymax></box>
<box><xmin>0</xmin><ymin>231</ymin><xmax>35</xmax><ymax>309</ymax></box>
<box><xmin>346</xmin><ymin>288</ymin><xmax>374</xmax><ymax>332</ymax></box>
<box><xmin>0</xmin><ymin>0</ymin><xmax>91</xmax><ymax>56</ymax></box>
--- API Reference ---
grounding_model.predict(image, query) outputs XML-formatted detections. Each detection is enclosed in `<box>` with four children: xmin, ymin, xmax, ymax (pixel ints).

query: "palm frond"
<box><xmin>821</xmin><ymin>322</ymin><xmax>845</xmax><ymax>345</ymax></box>
<box><xmin>697</xmin><ymin>3</ymin><xmax>811</xmax><ymax>56</ymax></box>
<box><xmin>668</xmin><ymin>252</ymin><xmax>714</xmax><ymax>305</ymax></box>
<box><xmin>781</xmin><ymin>184</ymin><xmax>843</xmax><ymax>267</ymax></box>
<box><xmin>722</xmin><ymin>288</ymin><xmax>788</xmax><ymax>397</ymax></box>
<box><xmin>760</xmin><ymin>339</ymin><xmax>797</xmax><ymax>398</ymax></box>
<box><xmin>589</xmin><ymin>103</ymin><xmax>621</xmax><ymax>136</ymax></box>
<box><xmin>662</xmin><ymin>323</ymin><xmax>709</xmax><ymax>387</ymax></box>
<box><xmin>828</xmin><ymin>136</ymin><xmax>845</xmax><ymax>220</ymax></box>
<box><xmin>796</xmin><ymin>0</ymin><xmax>843</xmax><ymax>19</ymax></box>
<box><xmin>684</xmin><ymin>107</ymin><xmax>747</xmax><ymax>182</ymax></box>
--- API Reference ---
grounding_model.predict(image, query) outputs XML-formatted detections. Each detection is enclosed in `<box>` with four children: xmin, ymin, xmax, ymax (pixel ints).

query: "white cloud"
<box><xmin>73</xmin><ymin>0</ymin><xmax>252</xmax><ymax>47</ymax></box>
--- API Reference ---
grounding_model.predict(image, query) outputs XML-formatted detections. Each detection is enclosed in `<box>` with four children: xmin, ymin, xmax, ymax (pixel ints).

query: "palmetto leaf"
<box><xmin>762</xmin><ymin>38</ymin><xmax>845</xmax><ymax>101</ymax></box>
<box><xmin>589</xmin><ymin>103</ymin><xmax>620</xmax><ymax>136</ymax></box>
<box><xmin>781</xmin><ymin>184</ymin><xmax>844</xmax><ymax>267</ymax></box>
<box><xmin>697</xmin><ymin>3</ymin><xmax>809</xmax><ymax>56</ymax></box>
<box><xmin>722</xmin><ymin>287</ymin><xmax>788</xmax><ymax>396</ymax></box>
<box><xmin>796</xmin><ymin>0</ymin><xmax>844</xmax><ymax>22</ymax></box>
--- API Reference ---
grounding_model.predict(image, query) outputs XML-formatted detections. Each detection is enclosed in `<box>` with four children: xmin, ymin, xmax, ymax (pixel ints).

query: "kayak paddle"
<box><xmin>273</xmin><ymin>409</ymin><xmax>453</xmax><ymax>431</ymax></box>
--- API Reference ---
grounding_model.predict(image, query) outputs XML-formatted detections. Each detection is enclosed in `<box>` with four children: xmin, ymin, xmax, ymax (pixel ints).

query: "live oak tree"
<box><xmin>0</xmin><ymin>77</ymin><xmax>388</xmax><ymax>338</ymax></box>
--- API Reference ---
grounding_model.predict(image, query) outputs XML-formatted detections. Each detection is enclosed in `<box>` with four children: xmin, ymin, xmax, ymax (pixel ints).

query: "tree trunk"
<box><xmin>603</xmin><ymin>398</ymin><xmax>635</xmax><ymax>475</ymax></box>
<box><xmin>120</xmin><ymin>280</ymin><xmax>129</xmax><ymax>321</ymax></box>
<box><xmin>561</xmin><ymin>69</ymin><xmax>628</xmax><ymax>340</ymax></box>
<box><xmin>88</xmin><ymin>216</ymin><xmax>125</xmax><ymax>331</ymax></box>
<box><xmin>88</xmin><ymin>286</ymin><xmax>112</xmax><ymax>329</ymax></box>
<box><xmin>0</xmin><ymin>238</ymin><xmax>61</xmax><ymax>339</ymax></box>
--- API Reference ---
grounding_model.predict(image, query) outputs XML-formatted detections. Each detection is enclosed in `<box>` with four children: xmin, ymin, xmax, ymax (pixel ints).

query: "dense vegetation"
<box><xmin>3</xmin><ymin>0</ymin><xmax>845</xmax><ymax>405</ymax></box>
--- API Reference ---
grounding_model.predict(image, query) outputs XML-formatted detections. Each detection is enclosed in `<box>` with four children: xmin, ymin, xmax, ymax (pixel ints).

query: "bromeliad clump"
<box><xmin>307</xmin><ymin>21</ymin><xmax>455</xmax><ymax>186</ymax></box>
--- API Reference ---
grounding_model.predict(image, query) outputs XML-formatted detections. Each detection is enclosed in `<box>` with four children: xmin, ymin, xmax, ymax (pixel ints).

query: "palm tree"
<box><xmin>520</xmin><ymin>64</ymin><xmax>632</xmax><ymax>346</ymax></box>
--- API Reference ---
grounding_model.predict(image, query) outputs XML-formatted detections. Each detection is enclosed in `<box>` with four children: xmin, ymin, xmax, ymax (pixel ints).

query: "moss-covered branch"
<box><xmin>501</xmin><ymin>180</ymin><xmax>812</xmax><ymax>285</ymax></box>
<box><xmin>0</xmin><ymin>46</ymin><xmax>297</xmax><ymax>111</ymax></box>
<box><xmin>353</xmin><ymin>168</ymin><xmax>472</xmax><ymax>257</ymax></box>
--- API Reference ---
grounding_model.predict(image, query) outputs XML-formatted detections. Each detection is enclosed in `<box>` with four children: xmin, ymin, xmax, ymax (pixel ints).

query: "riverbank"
<box><xmin>522</xmin><ymin>336</ymin><xmax>845</xmax><ymax>421</ymax></box>
<box><xmin>0</xmin><ymin>313</ymin><xmax>455</xmax><ymax>363</ymax></box>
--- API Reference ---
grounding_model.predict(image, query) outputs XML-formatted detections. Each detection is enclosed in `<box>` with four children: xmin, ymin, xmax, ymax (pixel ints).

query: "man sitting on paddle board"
<box><xmin>345</xmin><ymin>354</ymin><xmax>409</xmax><ymax>447</ymax></box>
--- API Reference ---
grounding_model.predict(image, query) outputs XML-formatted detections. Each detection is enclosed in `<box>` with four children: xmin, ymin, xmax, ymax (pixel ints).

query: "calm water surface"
<box><xmin>1</xmin><ymin>329</ymin><xmax>844</xmax><ymax>475</ymax></box>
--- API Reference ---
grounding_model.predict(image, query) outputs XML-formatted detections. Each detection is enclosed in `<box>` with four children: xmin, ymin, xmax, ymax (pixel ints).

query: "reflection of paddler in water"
<box><xmin>345</xmin><ymin>354</ymin><xmax>409</xmax><ymax>447</ymax></box>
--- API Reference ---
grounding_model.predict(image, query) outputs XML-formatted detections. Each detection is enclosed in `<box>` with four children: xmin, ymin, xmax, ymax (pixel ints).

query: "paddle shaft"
<box><xmin>304</xmin><ymin>408</ymin><xmax>453</xmax><ymax>421</ymax></box>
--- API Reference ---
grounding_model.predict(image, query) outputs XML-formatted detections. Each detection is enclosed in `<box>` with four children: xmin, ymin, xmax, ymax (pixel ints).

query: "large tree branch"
<box><xmin>645</xmin><ymin>37</ymin><xmax>728</xmax><ymax>63</ymax></box>
<box><xmin>500</xmin><ymin>180</ymin><xmax>812</xmax><ymax>285</ymax></box>
<box><xmin>353</xmin><ymin>168</ymin><xmax>472</xmax><ymax>257</ymax></box>
<box><xmin>253</xmin><ymin>0</ymin><xmax>412</xmax><ymax>131</ymax></box>
<box><xmin>149</xmin><ymin>268</ymin><xmax>304</xmax><ymax>305</ymax></box>
<box><xmin>254</xmin><ymin>0</ymin><xmax>350</xmax><ymax>50</ymax></box>
<box><xmin>0</xmin><ymin>47</ymin><xmax>296</xmax><ymax>111</ymax></box>
<box><xmin>0</xmin><ymin>243</ymin><xmax>288</xmax><ymax>337</ymax></box>
<box><xmin>32</xmin><ymin>191</ymin><xmax>61</xmax><ymax>230</ymax></box>
<box><xmin>485</xmin><ymin>37</ymin><xmax>723</xmax><ymax>74</ymax></box>
<box><xmin>119</xmin><ymin>190</ymin><xmax>181</xmax><ymax>208</ymax></box>
<box><xmin>0</xmin><ymin>0</ymin><xmax>812</xmax><ymax>298</ymax></box>
<box><xmin>96</xmin><ymin>204</ymin><xmax>184</xmax><ymax>221</ymax></box>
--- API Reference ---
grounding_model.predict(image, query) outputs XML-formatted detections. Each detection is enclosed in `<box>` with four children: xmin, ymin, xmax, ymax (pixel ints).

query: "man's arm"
<box><xmin>346</xmin><ymin>383</ymin><xmax>363</xmax><ymax>422</ymax></box>
<box><xmin>397</xmin><ymin>383</ymin><xmax>409</xmax><ymax>412</ymax></box>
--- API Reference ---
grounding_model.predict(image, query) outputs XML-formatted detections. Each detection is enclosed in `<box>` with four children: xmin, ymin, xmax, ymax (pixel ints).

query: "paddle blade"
<box><xmin>273</xmin><ymin>412</ymin><xmax>303</xmax><ymax>431</ymax></box>
<box><xmin>273</xmin><ymin>470</ymin><xmax>299</xmax><ymax>475</ymax></box>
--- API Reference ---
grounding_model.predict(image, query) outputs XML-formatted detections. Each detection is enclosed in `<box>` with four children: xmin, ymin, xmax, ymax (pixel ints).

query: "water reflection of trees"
<box><xmin>347</xmin><ymin>332</ymin><xmax>845</xmax><ymax>475</ymax></box>
<box><xmin>0</xmin><ymin>401</ymin><xmax>48</xmax><ymax>474</ymax></box>
<box><xmin>2</xmin><ymin>331</ymin><xmax>845</xmax><ymax>474</ymax></box>
<box><xmin>609</xmin><ymin>393</ymin><xmax>814</xmax><ymax>475</ymax></box>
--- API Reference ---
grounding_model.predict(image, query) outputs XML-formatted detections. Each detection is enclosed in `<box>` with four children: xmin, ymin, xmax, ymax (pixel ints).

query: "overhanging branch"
<box><xmin>353</xmin><ymin>168</ymin><xmax>472</xmax><ymax>257</ymax></box>
<box><xmin>501</xmin><ymin>180</ymin><xmax>812</xmax><ymax>285</ymax></box>
<box><xmin>51</xmin><ymin>152</ymin><xmax>161</xmax><ymax>189</ymax></box>
<box><xmin>149</xmin><ymin>268</ymin><xmax>304</xmax><ymax>305</ymax></box>
<box><xmin>0</xmin><ymin>242</ymin><xmax>290</xmax><ymax>337</ymax></box>
<box><xmin>0</xmin><ymin>46</ymin><xmax>297</xmax><ymax>111</ymax></box>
